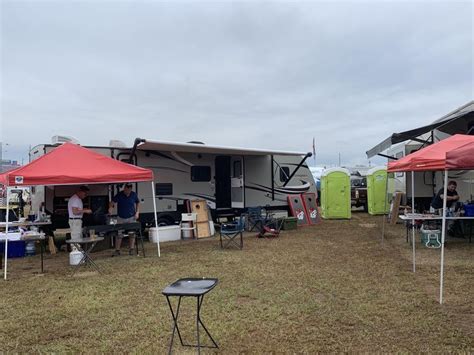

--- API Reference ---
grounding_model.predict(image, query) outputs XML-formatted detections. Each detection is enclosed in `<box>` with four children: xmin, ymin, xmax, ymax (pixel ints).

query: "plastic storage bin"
<box><xmin>149</xmin><ymin>225</ymin><xmax>181</xmax><ymax>243</ymax></box>
<box><xmin>282</xmin><ymin>217</ymin><xmax>298</xmax><ymax>230</ymax></box>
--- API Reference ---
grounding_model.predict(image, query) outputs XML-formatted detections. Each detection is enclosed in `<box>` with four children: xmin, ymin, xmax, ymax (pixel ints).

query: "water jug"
<box><xmin>69</xmin><ymin>250</ymin><xmax>84</xmax><ymax>265</ymax></box>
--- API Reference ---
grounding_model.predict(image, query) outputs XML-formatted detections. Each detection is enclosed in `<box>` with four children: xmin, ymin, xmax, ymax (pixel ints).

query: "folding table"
<box><xmin>162</xmin><ymin>278</ymin><xmax>218</xmax><ymax>354</ymax></box>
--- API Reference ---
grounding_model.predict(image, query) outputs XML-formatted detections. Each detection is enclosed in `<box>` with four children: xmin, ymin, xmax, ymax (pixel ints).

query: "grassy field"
<box><xmin>1</xmin><ymin>213</ymin><xmax>473</xmax><ymax>353</ymax></box>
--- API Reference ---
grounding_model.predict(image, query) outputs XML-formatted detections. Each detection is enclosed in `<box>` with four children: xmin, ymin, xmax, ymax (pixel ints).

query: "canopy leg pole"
<box><xmin>411</xmin><ymin>171</ymin><xmax>416</xmax><ymax>273</ymax></box>
<box><xmin>381</xmin><ymin>171</ymin><xmax>389</xmax><ymax>246</ymax></box>
<box><xmin>151</xmin><ymin>182</ymin><xmax>160</xmax><ymax>257</ymax></box>
<box><xmin>439</xmin><ymin>170</ymin><xmax>448</xmax><ymax>304</ymax></box>
<box><xmin>4</xmin><ymin>187</ymin><xmax>10</xmax><ymax>280</ymax></box>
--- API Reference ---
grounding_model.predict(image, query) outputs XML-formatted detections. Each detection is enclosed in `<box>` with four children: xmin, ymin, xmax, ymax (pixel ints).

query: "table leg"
<box><xmin>165</xmin><ymin>295</ymin><xmax>218</xmax><ymax>353</ymax></box>
<box><xmin>69</xmin><ymin>242</ymin><xmax>101</xmax><ymax>276</ymax></box>
<box><xmin>134</xmin><ymin>229</ymin><xmax>145</xmax><ymax>257</ymax></box>
<box><xmin>467</xmin><ymin>220</ymin><xmax>471</xmax><ymax>243</ymax></box>
<box><xmin>140</xmin><ymin>229</ymin><xmax>145</xmax><ymax>258</ymax></box>
<box><xmin>83</xmin><ymin>242</ymin><xmax>101</xmax><ymax>273</ymax></box>
<box><xmin>40</xmin><ymin>239</ymin><xmax>44</xmax><ymax>273</ymax></box>
<box><xmin>196</xmin><ymin>295</ymin><xmax>218</xmax><ymax>349</ymax></box>
<box><xmin>196</xmin><ymin>296</ymin><xmax>201</xmax><ymax>354</ymax></box>
<box><xmin>166</xmin><ymin>296</ymin><xmax>184</xmax><ymax>354</ymax></box>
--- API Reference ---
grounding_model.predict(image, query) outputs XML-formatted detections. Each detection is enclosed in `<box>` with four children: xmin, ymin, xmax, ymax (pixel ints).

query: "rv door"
<box><xmin>231</xmin><ymin>157</ymin><xmax>244</xmax><ymax>208</ymax></box>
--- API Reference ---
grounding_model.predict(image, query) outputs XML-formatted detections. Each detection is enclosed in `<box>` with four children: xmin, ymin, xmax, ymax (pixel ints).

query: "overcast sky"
<box><xmin>1</xmin><ymin>0</ymin><xmax>472</xmax><ymax>166</ymax></box>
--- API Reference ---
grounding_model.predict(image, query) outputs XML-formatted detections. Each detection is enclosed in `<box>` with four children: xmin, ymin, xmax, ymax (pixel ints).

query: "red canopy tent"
<box><xmin>386</xmin><ymin>134</ymin><xmax>474</xmax><ymax>304</ymax></box>
<box><xmin>1</xmin><ymin>143</ymin><xmax>160</xmax><ymax>280</ymax></box>
<box><xmin>387</xmin><ymin>134</ymin><xmax>474</xmax><ymax>172</ymax></box>
<box><xmin>0</xmin><ymin>142</ymin><xmax>153</xmax><ymax>186</ymax></box>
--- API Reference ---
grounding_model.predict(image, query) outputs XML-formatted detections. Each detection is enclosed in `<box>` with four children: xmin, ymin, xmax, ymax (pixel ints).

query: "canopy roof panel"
<box><xmin>387</xmin><ymin>134</ymin><xmax>474</xmax><ymax>172</ymax></box>
<box><xmin>446</xmin><ymin>142</ymin><xmax>474</xmax><ymax>170</ymax></box>
<box><xmin>0</xmin><ymin>143</ymin><xmax>153</xmax><ymax>186</ymax></box>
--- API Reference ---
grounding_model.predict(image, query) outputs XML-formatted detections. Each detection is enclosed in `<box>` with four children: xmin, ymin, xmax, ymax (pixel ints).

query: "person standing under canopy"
<box><xmin>68</xmin><ymin>186</ymin><xmax>92</xmax><ymax>241</ymax></box>
<box><xmin>109</xmin><ymin>183</ymin><xmax>140</xmax><ymax>256</ymax></box>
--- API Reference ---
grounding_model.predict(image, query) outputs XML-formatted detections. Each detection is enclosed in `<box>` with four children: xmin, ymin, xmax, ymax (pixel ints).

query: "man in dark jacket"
<box><xmin>431</xmin><ymin>180</ymin><xmax>459</xmax><ymax>211</ymax></box>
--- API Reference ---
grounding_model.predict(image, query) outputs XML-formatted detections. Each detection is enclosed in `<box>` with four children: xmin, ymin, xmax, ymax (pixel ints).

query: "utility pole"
<box><xmin>338</xmin><ymin>152</ymin><xmax>341</xmax><ymax>166</ymax></box>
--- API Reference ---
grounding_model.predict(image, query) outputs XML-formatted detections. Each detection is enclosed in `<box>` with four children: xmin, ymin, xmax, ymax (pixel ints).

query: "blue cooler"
<box><xmin>464</xmin><ymin>204</ymin><xmax>474</xmax><ymax>217</ymax></box>
<box><xmin>0</xmin><ymin>240</ymin><xmax>26</xmax><ymax>258</ymax></box>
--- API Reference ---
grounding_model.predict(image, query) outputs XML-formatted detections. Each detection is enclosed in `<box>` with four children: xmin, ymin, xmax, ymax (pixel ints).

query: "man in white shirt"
<box><xmin>68</xmin><ymin>186</ymin><xmax>92</xmax><ymax>241</ymax></box>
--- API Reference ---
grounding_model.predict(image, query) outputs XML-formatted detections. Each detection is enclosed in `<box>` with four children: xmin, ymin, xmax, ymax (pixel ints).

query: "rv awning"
<box><xmin>0</xmin><ymin>142</ymin><xmax>153</xmax><ymax>186</ymax></box>
<box><xmin>366</xmin><ymin>100</ymin><xmax>474</xmax><ymax>158</ymax></box>
<box><xmin>136</xmin><ymin>140</ymin><xmax>307</xmax><ymax>156</ymax></box>
<box><xmin>365</xmin><ymin>123</ymin><xmax>439</xmax><ymax>158</ymax></box>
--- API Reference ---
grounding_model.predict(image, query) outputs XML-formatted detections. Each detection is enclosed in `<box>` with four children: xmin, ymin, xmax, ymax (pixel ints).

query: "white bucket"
<box><xmin>69</xmin><ymin>250</ymin><xmax>84</xmax><ymax>266</ymax></box>
<box><xmin>181</xmin><ymin>222</ymin><xmax>193</xmax><ymax>239</ymax></box>
<box><xmin>149</xmin><ymin>227</ymin><xmax>159</xmax><ymax>243</ymax></box>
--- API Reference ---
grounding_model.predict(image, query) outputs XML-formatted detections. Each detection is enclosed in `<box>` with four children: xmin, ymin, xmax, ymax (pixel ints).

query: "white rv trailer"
<box><xmin>367</xmin><ymin>101</ymin><xmax>474</xmax><ymax>210</ymax></box>
<box><xmin>386</xmin><ymin>140</ymin><xmax>436</xmax><ymax>207</ymax></box>
<box><xmin>29</xmin><ymin>138</ymin><xmax>317</xmax><ymax>228</ymax></box>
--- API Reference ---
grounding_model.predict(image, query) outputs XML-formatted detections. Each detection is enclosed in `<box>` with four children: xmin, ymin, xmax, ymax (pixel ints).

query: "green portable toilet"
<box><xmin>366</xmin><ymin>166</ymin><xmax>389</xmax><ymax>215</ymax></box>
<box><xmin>320</xmin><ymin>168</ymin><xmax>351</xmax><ymax>219</ymax></box>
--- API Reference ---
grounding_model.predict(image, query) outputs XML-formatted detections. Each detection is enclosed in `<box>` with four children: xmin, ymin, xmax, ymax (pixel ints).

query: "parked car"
<box><xmin>351</xmin><ymin>174</ymin><xmax>367</xmax><ymax>211</ymax></box>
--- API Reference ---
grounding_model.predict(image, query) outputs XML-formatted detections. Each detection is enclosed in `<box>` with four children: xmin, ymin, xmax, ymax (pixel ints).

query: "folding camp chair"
<box><xmin>247</xmin><ymin>207</ymin><xmax>267</xmax><ymax>232</ymax></box>
<box><xmin>257</xmin><ymin>217</ymin><xmax>284</xmax><ymax>238</ymax></box>
<box><xmin>219</xmin><ymin>215</ymin><xmax>245</xmax><ymax>249</ymax></box>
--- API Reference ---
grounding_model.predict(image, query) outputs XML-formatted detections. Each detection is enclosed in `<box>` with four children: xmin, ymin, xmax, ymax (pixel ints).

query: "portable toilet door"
<box><xmin>366</xmin><ymin>166</ymin><xmax>389</xmax><ymax>215</ymax></box>
<box><xmin>320</xmin><ymin>168</ymin><xmax>351</xmax><ymax>219</ymax></box>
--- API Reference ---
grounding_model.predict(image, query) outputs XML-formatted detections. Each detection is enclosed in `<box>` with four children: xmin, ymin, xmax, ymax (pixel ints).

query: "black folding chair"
<box><xmin>219</xmin><ymin>215</ymin><xmax>245</xmax><ymax>249</ymax></box>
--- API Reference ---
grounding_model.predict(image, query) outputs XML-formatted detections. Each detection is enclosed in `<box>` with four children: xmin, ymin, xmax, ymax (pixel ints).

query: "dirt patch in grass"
<box><xmin>0</xmin><ymin>212</ymin><xmax>472</xmax><ymax>352</ymax></box>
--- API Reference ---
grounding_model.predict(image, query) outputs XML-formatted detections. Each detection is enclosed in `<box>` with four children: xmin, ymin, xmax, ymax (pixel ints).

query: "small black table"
<box><xmin>162</xmin><ymin>278</ymin><xmax>219</xmax><ymax>354</ymax></box>
<box><xmin>83</xmin><ymin>222</ymin><xmax>146</xmax><ymax>256</ymax></box>
<box><xmin>66</xmin><ymin>237</ymin><xmax>104</xmax><ymax>276</ymax></box>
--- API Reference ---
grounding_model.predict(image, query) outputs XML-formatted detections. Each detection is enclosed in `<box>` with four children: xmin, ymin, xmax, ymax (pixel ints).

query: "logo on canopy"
<box><xmin>14</xmin><ymin>176</ymin><xmax>24</xmax><ymax>184</ymax></box>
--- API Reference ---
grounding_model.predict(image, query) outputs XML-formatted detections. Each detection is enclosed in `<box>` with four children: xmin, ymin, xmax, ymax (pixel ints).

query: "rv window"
<box><xmin>191</xmin><ymin>166</ymin><xmax>211</xmax><ymax>182</ymax></box>
<box><xmin>395</xmin><ymin>152</ymin><xmax>404</xmax><ymax>177</ymax></box>
<box><xmin>155</xmin><ymin>183</ymin><xmax>173</xmax><ymax>196</ymax></box>
<box><xmin>233</xmin><ymin>161</ymin><xmax>242</xmax><ymax>178</ymax></box>
<box><xmin>280</xmin><ymin>167</ymin><xmax>290</xmax><ymax>183</ymax></box>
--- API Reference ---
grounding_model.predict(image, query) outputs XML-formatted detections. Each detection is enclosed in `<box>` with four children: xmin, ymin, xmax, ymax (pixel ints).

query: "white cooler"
<box><xmin>149</xmin><ymin>225</ymin><xmax>181</xmax><ymax>243</ymax></box>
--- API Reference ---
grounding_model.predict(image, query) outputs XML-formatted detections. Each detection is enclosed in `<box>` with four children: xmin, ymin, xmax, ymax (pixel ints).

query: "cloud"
<box><xmin>1</xmin><ymin>1</ymin><xmax>472</xmax><ymax>166</ymax></box>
